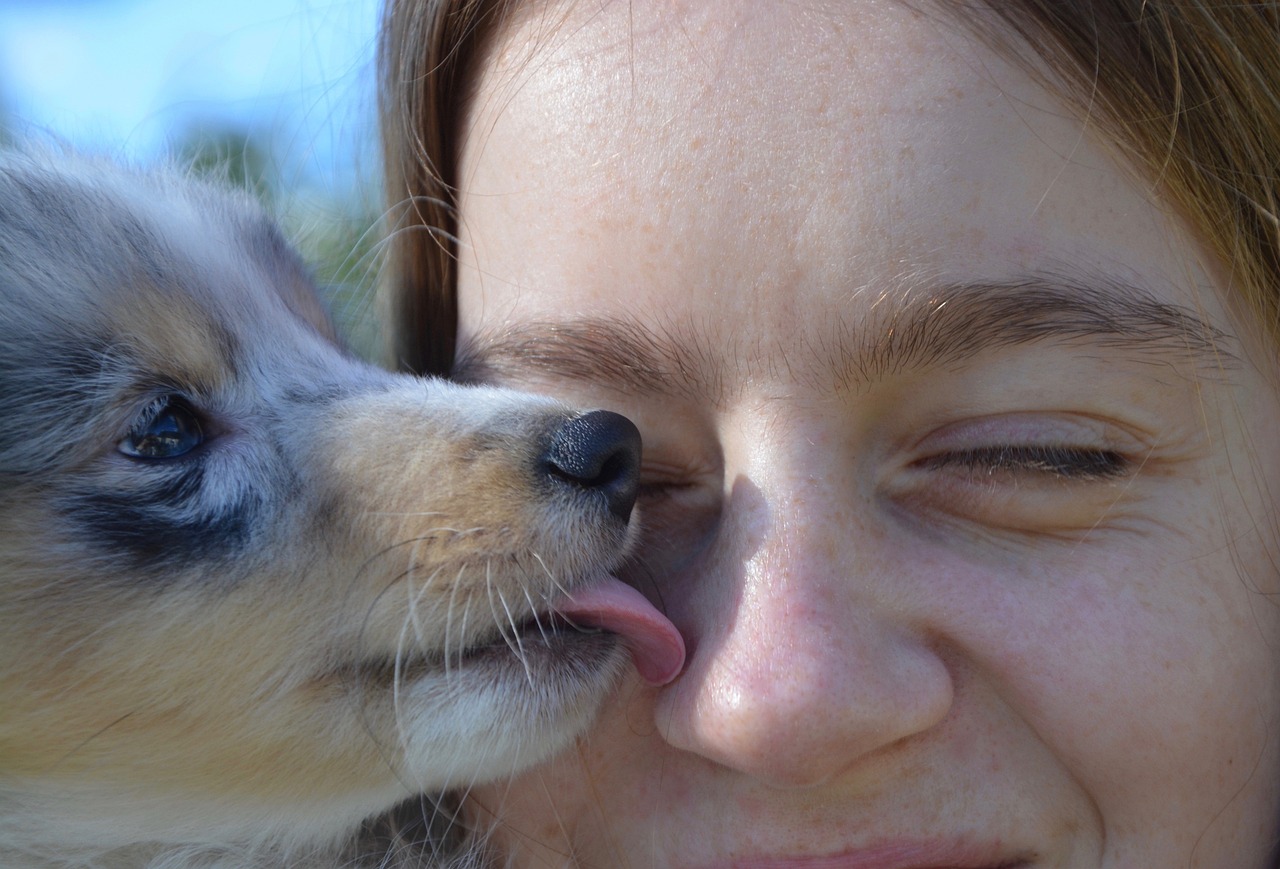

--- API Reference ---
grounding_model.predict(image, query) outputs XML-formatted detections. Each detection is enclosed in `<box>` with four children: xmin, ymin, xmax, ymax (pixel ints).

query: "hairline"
<box><xmin>379</xmin><ymin>0</ymin><xmax>1278</xmax><ymax>375</ymax></box>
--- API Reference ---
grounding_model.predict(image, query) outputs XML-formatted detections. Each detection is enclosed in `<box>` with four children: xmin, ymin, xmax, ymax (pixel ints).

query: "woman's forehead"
<box><xmin>457</xmin><ymin>0</ymin><xmax>1238</xmax><ymax>363</ymax></box>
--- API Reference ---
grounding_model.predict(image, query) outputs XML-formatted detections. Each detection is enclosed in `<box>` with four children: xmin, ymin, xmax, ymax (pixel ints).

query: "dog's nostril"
<box><xmin>542</xmin><ymin>410</ymin><xmax>642</xmax><ymax>522</ymax></box>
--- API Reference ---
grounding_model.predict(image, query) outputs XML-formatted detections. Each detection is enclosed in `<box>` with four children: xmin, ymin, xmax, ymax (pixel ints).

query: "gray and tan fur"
<box><xmin>0</xmin><ymin>149</ymin><xmax>642</xmax><ymax>868</ymax></box>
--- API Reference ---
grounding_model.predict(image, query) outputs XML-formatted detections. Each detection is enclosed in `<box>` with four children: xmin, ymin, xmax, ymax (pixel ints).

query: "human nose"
<box><xmin>657</xmin><ymin>471</ymin><xmax>955</xmax><ymax>789</ymax></box>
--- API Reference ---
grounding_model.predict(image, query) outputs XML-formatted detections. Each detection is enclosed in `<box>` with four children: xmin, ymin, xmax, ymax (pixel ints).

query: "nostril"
<box><xmin>542</xmin><ymin>410</ymin><xmax>642</xmax><ymax>522</ymax></box>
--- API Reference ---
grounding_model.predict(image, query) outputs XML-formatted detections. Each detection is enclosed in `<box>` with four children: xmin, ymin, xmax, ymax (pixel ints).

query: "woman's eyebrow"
<box><xmin>453</xmin><ymin>276</ymin><xmax>1238</xmax><ymax>403</ymax></box>
<box><xmin>856</xmin><ymin>276</ymin><xmax>1238</xmax><ymax>379</ymax></box>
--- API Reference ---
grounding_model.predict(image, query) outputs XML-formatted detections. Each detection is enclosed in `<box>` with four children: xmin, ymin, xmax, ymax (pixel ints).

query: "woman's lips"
<box><xmin>687</xmin><ymin>840</ymin><xmax>1033</xmax><ymax>869</ymax></box>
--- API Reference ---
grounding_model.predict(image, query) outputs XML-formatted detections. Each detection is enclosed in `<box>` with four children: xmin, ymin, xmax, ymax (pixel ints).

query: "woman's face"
<box><xmin>452</xmin><ymin>2</ymin><xmax>1280</xmax><ymax>865</ymax></box>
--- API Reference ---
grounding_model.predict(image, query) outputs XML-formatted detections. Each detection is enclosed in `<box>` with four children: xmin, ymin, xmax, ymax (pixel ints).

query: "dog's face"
<box><xmin>0</xmin><ymin>153</ymin><xmax>680</xmax><ymax>850</ymax></box>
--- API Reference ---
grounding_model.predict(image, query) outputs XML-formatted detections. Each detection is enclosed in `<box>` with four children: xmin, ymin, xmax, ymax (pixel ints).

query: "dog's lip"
<box><xmin>555</xmin><ymin>577</ymin><xmax>686</xmax><ymax>685</ymax></box>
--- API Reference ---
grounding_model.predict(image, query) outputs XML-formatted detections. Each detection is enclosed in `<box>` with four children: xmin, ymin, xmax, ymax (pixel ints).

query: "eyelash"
<box><xmin>917</xmin><ymin>444</ymin><xmax>1131</xmax><ymax>481</ymax></box>
<box><xmin>637</xmin><ymin>479</ymin><xmax>698</xmax><ymax>500</ymax></box>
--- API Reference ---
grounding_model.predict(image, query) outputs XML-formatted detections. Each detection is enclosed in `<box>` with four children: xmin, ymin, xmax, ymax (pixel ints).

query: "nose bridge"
<box><xmin>733</xmin><ymin>408</ymin><xmax>871</xmax><ymax>630</ymax></box>
<box><xmin>662</xmin><ymin>416</ymin><xmax>954</xmax><ymax>787</ymax></box>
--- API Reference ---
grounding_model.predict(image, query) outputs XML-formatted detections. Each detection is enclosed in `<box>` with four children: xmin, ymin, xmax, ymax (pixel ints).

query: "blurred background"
<box><xmin>0</xmin><ymin>0</ymin><xmax>385</xmax><ymax>357</ymax></box>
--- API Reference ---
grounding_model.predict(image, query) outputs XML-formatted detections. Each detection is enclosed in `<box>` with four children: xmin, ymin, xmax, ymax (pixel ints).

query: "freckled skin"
<box><xmin>451</xmin><ymin>1</ymin><xmax>1280</xmax><ymax>866</ymax></box>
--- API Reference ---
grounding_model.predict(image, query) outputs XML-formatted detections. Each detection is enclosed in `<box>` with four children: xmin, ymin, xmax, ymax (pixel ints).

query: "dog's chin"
<box><xmin>348</xmin><ymin>625</ymin><xmax>629</xmax><ymax>792</ymax></box>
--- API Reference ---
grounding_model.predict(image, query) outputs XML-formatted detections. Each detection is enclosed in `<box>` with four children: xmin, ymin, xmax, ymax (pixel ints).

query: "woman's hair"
<box><xmin>954</xmin><ymin>2</ymin><xmax>1280</xmax><ymax>353</ymax></box>
<box><xmin>377</xmin><ymin>0</ymin><xmax>1280</xmax><ymax>376</ymax></box>
<box><xmin>378</xmin><ymin>0</ymin><xmax>513</xmax><ymax>375</ymax></box>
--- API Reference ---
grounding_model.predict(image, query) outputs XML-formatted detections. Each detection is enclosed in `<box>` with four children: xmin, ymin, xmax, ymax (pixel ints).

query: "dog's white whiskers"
<box><xmin>392</xmin><ymin>612</ymin><xmax>414</xmax><ymax>750</ymax></box>
<box><xmin>481</xmin><ymin>559</ymin><xmax>503</xmax><ymax>639</ymax></box>
<box><xmin>406</xmin><ymin>549</ymin><xmax>446</xmax><ymax>650</ymax></box>
<box><xmin>440</xmin><ymin>563</ymin><xmax>469</xmax><ymax>679</ymax></box>
<box><xmin>451</xmin><ymin>565</ymin><xmax>476</xmax><ymax>675</ymax></box>
<box><xmin>487</xmin><ymin>565</ymin><xmax>532</xmax><ymax>681</ymax></box>
<box><xmin>532</xmin><ymin>551</ymin><xmax>573</xmax><ymax>600</ymax></box>
<box><xmin>519</xmin><ymin>584</ymin><xmax>553</xmax><ymax>646</ymax></box>
<box><xmin>496</xmin><ymin>586</ymin><xmax>537</xmax><ymax>689</ymax></box>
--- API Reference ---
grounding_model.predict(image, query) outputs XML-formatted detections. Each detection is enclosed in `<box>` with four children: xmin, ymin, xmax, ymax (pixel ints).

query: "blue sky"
<box><xmin>0</xmin><ymin>0</ymin><xmax>381</xmax><ymax>193</ymax></box>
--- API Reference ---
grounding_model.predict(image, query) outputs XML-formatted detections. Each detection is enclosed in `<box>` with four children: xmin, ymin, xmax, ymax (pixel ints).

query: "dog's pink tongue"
<box><xmin>559</xmin><ymin>578</ymin><xmax>686</xmax><ymax>685</ymax></box>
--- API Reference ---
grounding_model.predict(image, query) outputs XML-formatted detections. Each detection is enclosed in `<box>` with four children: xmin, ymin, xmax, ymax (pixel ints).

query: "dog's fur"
<box><xmin>0</xmin><ymin>150</ymin><xmax>643</xmax><ymax>868</ymax></box>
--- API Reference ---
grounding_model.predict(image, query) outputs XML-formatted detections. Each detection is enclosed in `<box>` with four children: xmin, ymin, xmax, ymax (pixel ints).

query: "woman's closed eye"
<box><xmin>630</xmin><ymin>459</ymin><xmax>724</xmax><ymax>580</ymax></box>
<box><xmin>915</xmin><ymin>443</ymin><xmax>1132</xmax><ymax>482</ymax></box>
<box><xmin>886</xmin><ymin>413</ymin><xmax>1155</xmax><ymax>537</ymax></box>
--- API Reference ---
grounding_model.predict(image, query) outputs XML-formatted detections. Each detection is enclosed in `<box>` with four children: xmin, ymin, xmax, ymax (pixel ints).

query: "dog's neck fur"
<box><xmin>0</xmin><ymin>794</ymin><xmax>489</xmax><ymax>869</ymax></box>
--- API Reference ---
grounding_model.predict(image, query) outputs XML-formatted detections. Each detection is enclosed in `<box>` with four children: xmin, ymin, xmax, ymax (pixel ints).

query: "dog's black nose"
<box><xmin>543</xmin><ymin>410</ymin><xmax>642</xmax><ymax>522</ymax></box>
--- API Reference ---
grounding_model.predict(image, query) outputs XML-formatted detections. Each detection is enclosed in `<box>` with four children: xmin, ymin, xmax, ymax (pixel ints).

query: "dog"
<box><xmin>0</xmin><ymin>149</ymin><xmax>684</xmax><ymax>868</ymax></box>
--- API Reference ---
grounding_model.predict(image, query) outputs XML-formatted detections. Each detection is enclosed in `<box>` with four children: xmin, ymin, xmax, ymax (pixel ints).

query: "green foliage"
<box><xmin>177</xmin><ymin>125</ymin><xmax>277</xmax><ymax>206</ymax></box>
<box><xmin>287</xmin><ymin>201</ymin><xmax>385</xmax><ymax>362</ymax></box>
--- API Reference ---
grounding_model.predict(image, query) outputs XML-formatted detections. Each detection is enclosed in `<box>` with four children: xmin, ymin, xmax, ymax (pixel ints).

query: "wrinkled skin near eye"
<box><xmin>117</xmin><ymin>397</ymin><xmax>205</xmax><ymax>459</ymax></box>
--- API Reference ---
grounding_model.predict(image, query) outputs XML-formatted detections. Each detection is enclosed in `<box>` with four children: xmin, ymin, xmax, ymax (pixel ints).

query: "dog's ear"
<box><xmin>234</xmin><ymin>208</ymin><xmax>342</xmax><ymax>347</ymax></box>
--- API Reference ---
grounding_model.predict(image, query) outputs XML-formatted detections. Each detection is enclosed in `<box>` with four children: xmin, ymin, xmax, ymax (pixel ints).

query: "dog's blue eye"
<box><xmin>118</xmin><ymin>398</ymin><xmax>204</xmax><ymax>459</ymax></box>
